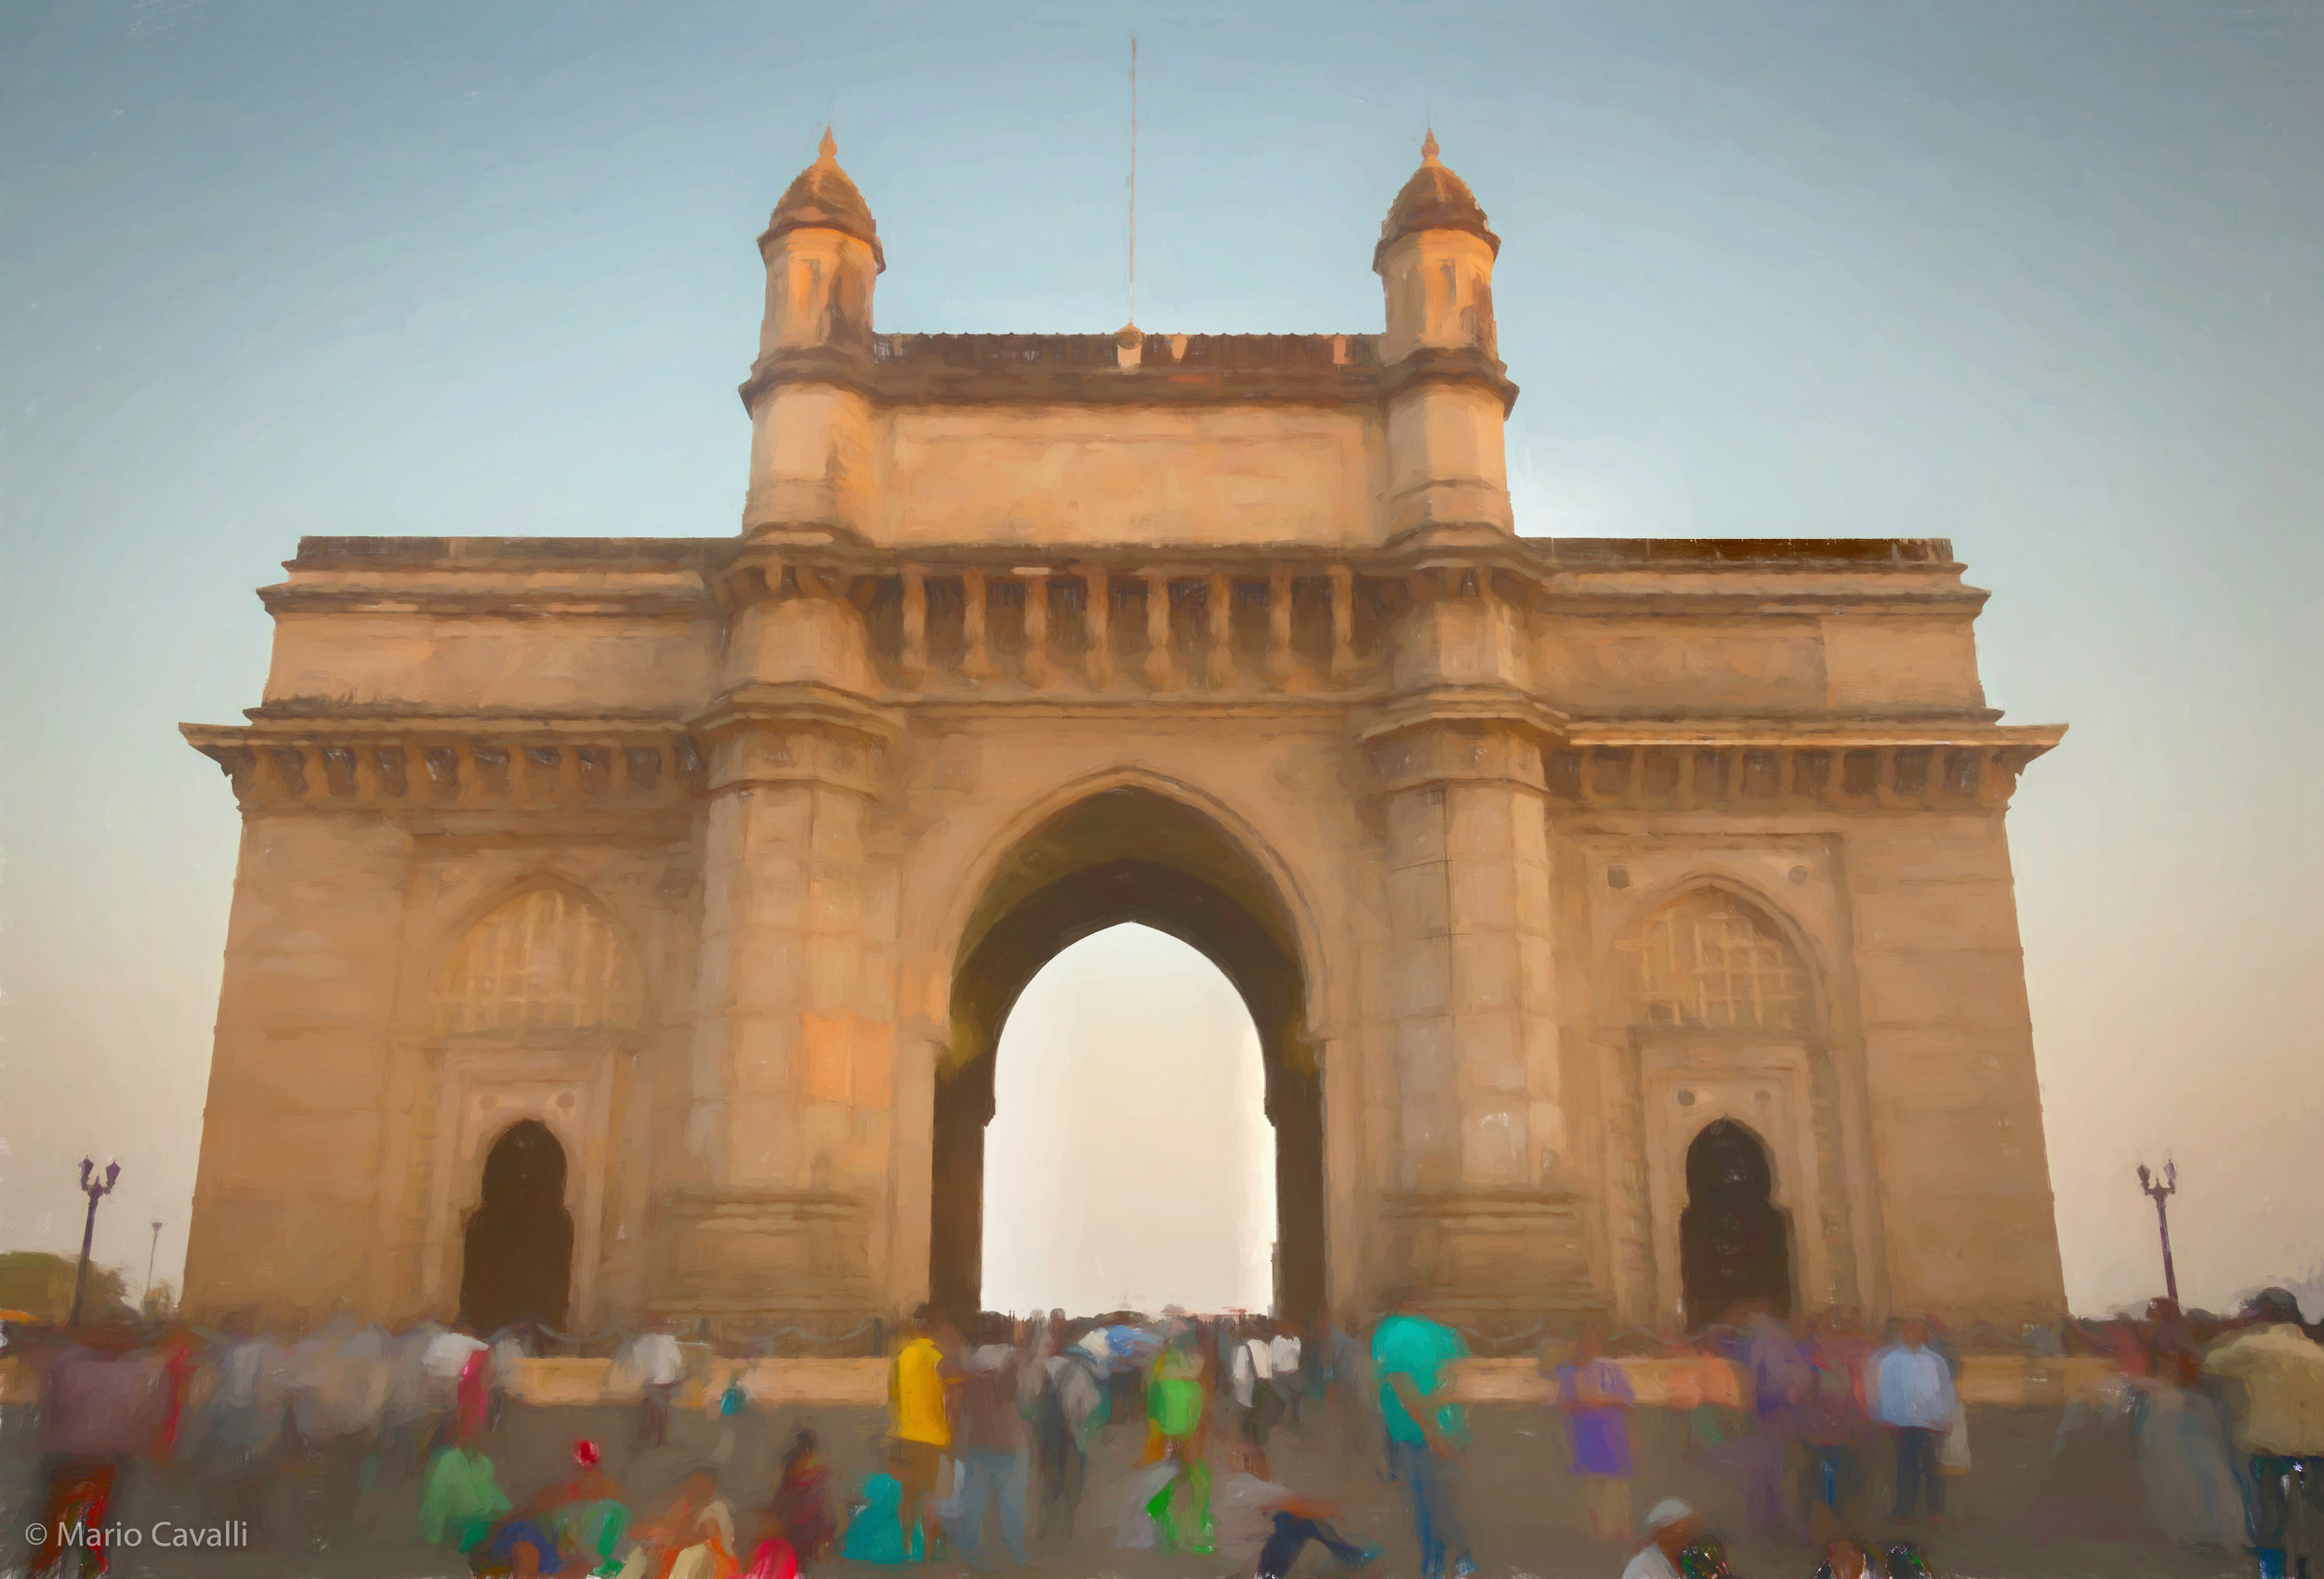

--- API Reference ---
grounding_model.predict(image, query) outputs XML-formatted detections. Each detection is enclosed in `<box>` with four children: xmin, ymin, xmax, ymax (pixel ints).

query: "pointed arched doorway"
<box><xmin>460</xmin><ymin>1119</ymin><xmax>574</xmax><ymax>1334</ymax></box>
<box><xmin>932</xmin><ymin>787</ymin><xmax>1322</xmax><ymax>1321</ymax></box>
<box><xmin>982</xmin><ymin>924</ymin><xmax>1276</xmax><ymax>1315</ymax></box>
<box><xmin>1679</xmin><ymin>1118</ymin><xmax>1791</xmax><ymax>1329</ymax></box>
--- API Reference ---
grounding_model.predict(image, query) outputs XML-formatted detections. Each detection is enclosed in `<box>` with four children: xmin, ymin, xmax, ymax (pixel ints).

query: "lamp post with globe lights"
<box><xmin>67</xmin><ymin>1158</ymin><xmax>122</xmax><ymax>1327</ymax></box>
<box><xmin>2139</xmin><ymin>1160</ymin><xmax>2180</xmax><ymax>1307</ymax></box>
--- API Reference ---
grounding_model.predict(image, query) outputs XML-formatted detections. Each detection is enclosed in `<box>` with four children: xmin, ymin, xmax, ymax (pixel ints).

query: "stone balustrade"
<box><xmin>858</xmin><ymin>558</ymin><xmax>1382</xmax><ymax>699</ymax></box>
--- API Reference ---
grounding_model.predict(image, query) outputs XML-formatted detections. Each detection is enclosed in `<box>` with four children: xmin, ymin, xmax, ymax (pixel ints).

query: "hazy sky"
<box><xmin>984</xmin><ymin>926</ymin><xmax>1274</xmax><ymax>1316</ymax></box>
<box><xmin>0</xmin><ymin>1</ymin><xmax>2317</xmax><ymax>1316</ymax></box>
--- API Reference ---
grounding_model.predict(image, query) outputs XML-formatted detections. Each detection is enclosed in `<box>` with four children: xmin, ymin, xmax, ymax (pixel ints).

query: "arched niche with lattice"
<box><xmin>1632</xmin><ymin>888</ymin><xmax>1814</xmax><ymax>1033</ymax></box>
<box><xmin>432</xmin><ymin>888</ymin><xmax>643</xmax><ymax>1034</ymax></box>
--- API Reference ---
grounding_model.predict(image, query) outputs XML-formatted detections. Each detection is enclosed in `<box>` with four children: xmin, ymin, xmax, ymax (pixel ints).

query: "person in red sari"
<box><xmin>767</xmin><ymin>1429</ymin><xmax>836</xmax><ymax>1560</ymax></box>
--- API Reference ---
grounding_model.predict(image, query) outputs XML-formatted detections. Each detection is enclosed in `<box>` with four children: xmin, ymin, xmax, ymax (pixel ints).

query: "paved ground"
<box><xmin>0</xmin><ymin>1399</ymin><xmax>2251</xmax><ymax>1579</ymax></box>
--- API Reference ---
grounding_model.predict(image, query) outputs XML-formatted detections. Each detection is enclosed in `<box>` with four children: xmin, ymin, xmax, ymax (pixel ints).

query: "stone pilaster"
<box><xmin>1363</xmin><ymin>565</ymin><xmax>1600</xmax><ymax>1326</ymax></box>
<box><xmin>1367</xmin><ymin>715</ymin><xmax>1601</xmax><ymax>1324</ymax></box>
<box><xmin>657</xmin><ymin>567</ymin><xmax>901</xmax><ymax>1337</ymax></box>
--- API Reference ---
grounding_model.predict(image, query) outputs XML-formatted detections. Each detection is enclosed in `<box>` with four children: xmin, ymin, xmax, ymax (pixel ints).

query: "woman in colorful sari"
<box><xmin>622</xmin><ymin>1471</ymin><xmax>736</xmax><ymax>1579</ymax></box>
<box><xmin>539</xmin><ymin>1440</ymin><xmax>630</xmax><ymax>1577</ymax></box>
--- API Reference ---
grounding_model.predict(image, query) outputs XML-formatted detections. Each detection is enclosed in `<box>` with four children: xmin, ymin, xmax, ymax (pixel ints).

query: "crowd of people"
<box><xmin>1548</xmin><ymin>1290</ymin><xmax>2324</xmax><ymax>1579</ymax></box>
<box><xmin>3</xmin><ymin>1283</ymin><xmax>2320</xmax><ymax>1578</ymax></box>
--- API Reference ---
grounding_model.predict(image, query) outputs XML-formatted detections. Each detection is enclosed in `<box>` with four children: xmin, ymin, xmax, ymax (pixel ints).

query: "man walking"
<box><xmin>1033</xmin><ymin>1319</ymin><xmax>1103</xmax><ymax>1548</ymax></box>
<box><xmin>888</xmin><ymin>1304</ymin><xmax>953</xmax><ymax>1559</ymax></box>
<box><xmin>1869</xmin><ymin>1320</ymin><xmax>1956</xmax><ymax>1523</ymax></box>
<box><xmin>949</xmin><ymin>1314</ymin><xmax>1031</xmax><ymax>1569</ymax></box>
<box><xmin>1371</xmin><ymin>1288</ymin><xmax>1473</xmax><ymax>1579</ymax></box>
<box><xmin>2203</xmin><ymin>1288</ymin><xmax>2324</xmax><ymax>1579</ymax></box>
<box><xmin>618</xmin><ymin>1319</ymin><xmax>685</xmax><ymax>1450</ymax></box>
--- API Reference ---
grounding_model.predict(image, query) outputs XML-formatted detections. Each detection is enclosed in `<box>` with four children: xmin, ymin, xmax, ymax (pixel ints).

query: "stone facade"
<box><xmin>180</xmin><ymin>132</ymin><xmax>2070</xmax><ymax>1339</ymax></box>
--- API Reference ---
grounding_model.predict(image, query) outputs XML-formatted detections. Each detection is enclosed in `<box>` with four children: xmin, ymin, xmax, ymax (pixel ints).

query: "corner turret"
<box><xmin>1373</xmin><ymin>131</ymin><xmax>1516</xmax><ymax>540</ymax></box>
<box><xmin>743</xmin><ymin>130</ymin><xmax>884</xmax><ymax>542</ymax></box>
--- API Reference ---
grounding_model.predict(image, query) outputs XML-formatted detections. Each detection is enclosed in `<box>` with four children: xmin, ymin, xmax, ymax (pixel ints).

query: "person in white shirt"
<box><xmin>619</xmin><ymin>1322</ymin><xmax>687</xmax><ymax>1448</ymax></box>
<box><xmin>1621</xmin><ymin>1498</ymin><xmax>1704</xmax><ymax>1579</ymax></box>
<box><xmin>421</xmin><ymin>1326</ymin><xmax>489</xmax><ymax>1388</ymax></box>
<box><xmin>1868</xmin><ymin>1321</ymin><xmax>1957</xmax><ymax>1522</ymax></box>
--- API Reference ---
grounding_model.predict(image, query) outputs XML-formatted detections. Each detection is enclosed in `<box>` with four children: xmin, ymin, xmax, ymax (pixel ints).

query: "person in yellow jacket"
<box><xmin>2203</xmin><ymin>1289</ymin><xmax>2324</xmax><ymax>1579</ymax></box>
<box><xmin>888</xmin><ymin>1305</ymin><xmax>956</xmax><ymax>1558</ymax></box>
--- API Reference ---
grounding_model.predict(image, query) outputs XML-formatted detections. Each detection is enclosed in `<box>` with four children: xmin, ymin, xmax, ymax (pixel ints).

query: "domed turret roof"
<box><xmin>1375</xmin><ymin>130</ymin><xmax>1499</xmax><ymax>269</ymax></box>
<box><xmin>763</xmin><ymin>128</ymin><xmax>885</xmax><ymax>271</ymax></box>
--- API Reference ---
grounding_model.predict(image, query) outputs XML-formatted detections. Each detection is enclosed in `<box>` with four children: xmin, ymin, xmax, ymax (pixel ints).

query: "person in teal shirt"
<box><xmin>1369</xmin><ymin>1292</ymin><xmax>1473</xmax><ymax>1579</ymax></box>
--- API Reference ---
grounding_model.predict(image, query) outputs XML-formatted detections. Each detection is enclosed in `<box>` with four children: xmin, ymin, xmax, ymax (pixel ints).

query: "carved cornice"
<box><xmin>1354</xmin><ymin>691</ymin><xmax>2061</xmax><ymax>808</ymax></box>
<box><xmin>258</xmin><ymin>586</ymin><xmax>718</xmax><ymax>618</ymax></box>
<box><xmin>1379</xmin><ymin>345</ymin><xmax>1522</xmax><ymax>415</ymax></box>
<box><xmin>690</xmin><ymin>684</ymin><xmax>899</xmax><ymax>798</ymax></box>
<box><xmin>656</xmin><ymin>1186</ymin><xmax>873</xmax><ymax>1227</ymax></box>
<box><xmin>1542</xmin><ymin>736</ymin><xmax>2059</xmax><ymax>811</ymax></box>
<box><xmin>733</xmin><ymin>331</ymin><xmax>1515</xmax><ymax>414</ymax></box>
<box><xmin>1365</xmin><ymin>709</ymin><xmax>1553</xmax><ymax>797</ymax></box>
<box><xmin>1359</xmin><ymin>686</ymin><xmax>1570</xmax><ymax>746</ymax></box>
<box><xmin>181</xmin><ymin>719</ymin><xmax>704</xmax><ymax>811</ymax></box>
<box><xmin>692</xmin><ymin>682</ymin><xmax>901</xmax><ymax>741</ymax></box>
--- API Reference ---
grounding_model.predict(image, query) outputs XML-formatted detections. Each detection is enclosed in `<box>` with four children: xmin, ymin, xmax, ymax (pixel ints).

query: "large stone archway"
<box><xmin>930</xmin><ymin>787</ymin><xmax>1324</xmax><ymax>1321</ymax></box>
<box><xmin>179</xmin><ymin>131</ymin><xmax>2073</xmax><ymax>1339</ymax></box>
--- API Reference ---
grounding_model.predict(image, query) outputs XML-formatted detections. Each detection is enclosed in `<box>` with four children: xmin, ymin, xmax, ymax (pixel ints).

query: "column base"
<box><xmin>1380</xmin><ymin>1186</ymin><xmax>1610</xmax><ymax>1336</ymax></box>
<box><xmin>650</xmin><ymin>1187</ymin><xmax>885</xmax><ymax>1349</ymax></box>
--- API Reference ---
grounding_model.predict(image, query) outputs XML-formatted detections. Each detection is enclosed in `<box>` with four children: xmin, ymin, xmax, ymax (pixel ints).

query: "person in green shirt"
<box><xmin>1143</xmin><ymin>1329</ymin><xmax>1215</xmax><ymax>1553</ymax></box>
<box><xmin>417</xmin><ymin>1440</ymin><xmax>512</xmax><ymax>1555</ymax></box>
<box><xmin>1369</xmin><ymin>1290</ymin><xmax>1472</xmax><ymax>1579</ymax></box>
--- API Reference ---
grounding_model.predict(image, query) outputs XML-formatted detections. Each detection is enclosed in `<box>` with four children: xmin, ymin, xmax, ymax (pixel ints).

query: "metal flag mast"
<box><xmin>1128</xmin><ymin>34</ymin><xmax>1139</xmax><ymax>330</ymax></box>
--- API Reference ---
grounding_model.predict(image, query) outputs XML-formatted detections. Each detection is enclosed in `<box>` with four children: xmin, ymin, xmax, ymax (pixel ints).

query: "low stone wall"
<box><xmin>0</xmin><ymin>1352</ymin><xmax>2121</xmax><ymax>1413</ymax></box>
<box><xmin>1454</xmin><ymin>1354</ymin><xmax>2119</xmax><ymax>1407</ymax></box>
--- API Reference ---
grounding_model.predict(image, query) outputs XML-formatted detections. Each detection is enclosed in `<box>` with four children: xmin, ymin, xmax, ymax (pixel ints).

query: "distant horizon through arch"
<box><xmin>980</xmin><ymin>923</ymin><xmax>1276</xmax><ymax>1316</ymax></box>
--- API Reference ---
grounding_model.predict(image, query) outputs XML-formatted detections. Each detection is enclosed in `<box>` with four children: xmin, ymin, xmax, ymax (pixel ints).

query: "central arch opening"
<box><xmin>932</xmin><ymin>787</ymin><xmax>1323</xmax><ymax>1322</ymax></box>
<box><xmin>982</xmin><ymin>925</ymin><xmax>1276</xmax><ymax>1314</ymax></box>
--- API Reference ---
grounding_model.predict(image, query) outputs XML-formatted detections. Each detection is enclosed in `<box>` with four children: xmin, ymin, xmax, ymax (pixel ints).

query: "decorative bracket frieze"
<box><xmin>1545</xmin><ymin>733</ymin><xmax>2061</xmax><ymax>811</ymax></box>
<box><xmin>180</xmin><ymin>719</ymin><xmax>706</xmax><ymax>811</ymax></box>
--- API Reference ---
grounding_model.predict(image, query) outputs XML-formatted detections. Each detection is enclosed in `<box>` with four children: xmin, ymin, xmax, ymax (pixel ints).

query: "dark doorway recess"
<box><xmin>1679</xmin><ymin>1118</ymin><xmax>1792</xmax><ymax>1330</ymax></box>
<box><xmin>932</xmin><ymin>788</ymin><xmax>1322</xmax><ymax>1322</ymax></box>
<box><xmin>459</xmin><ymin>1118</ymin><xmax>574</xmax><ymax>1334</ymax></box>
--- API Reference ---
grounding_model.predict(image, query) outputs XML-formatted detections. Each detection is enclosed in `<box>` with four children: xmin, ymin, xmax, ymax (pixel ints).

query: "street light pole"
<box><xmin>67</xmin><ymin>1158</ymin><xmax>121</xmax><ymax>1328</ymax></box>
<box><xmin>2138</xmin><ymin>1159</ymin><xmax>2180</xmax><ymax>1307</ymax></box>
<box><xmin>144</xmin><ymin>1220</ymin><xmax>165</xmax><ymax>1311</ymax></box>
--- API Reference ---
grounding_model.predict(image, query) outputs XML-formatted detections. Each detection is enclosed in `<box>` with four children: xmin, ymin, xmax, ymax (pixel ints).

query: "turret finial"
<box><xmin>818</xmin><ymin>125</ymin><xmax>838</xmax><ymax>163</ymax></box>
<box><xmin>1421</xmin><ymin>126</ymin><xmax>1439</xmax><ymax>164</ymax></box>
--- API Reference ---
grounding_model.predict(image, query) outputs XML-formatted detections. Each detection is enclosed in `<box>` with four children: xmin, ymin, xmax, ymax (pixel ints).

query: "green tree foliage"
<box><xmin>0</xmin><ymin>1250</ymin><xmax>135</xmax><ymax>1323</ymax></box>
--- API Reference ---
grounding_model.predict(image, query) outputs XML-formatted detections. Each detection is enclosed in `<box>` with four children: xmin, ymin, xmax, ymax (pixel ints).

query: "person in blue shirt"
<box><xmin>1369</xmin><ymin>1288</ymin><xmax>1472</xmax><ymax>1579</ymax></box>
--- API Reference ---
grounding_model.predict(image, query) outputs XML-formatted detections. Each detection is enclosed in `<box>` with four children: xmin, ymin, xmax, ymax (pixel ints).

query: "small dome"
<box><xmin>1375</xmin><ymin>129</ymin><xmax>1499</xmax><ymax>269</ymax></box>
<box><xmin>764</xmin><ymin>128</ymin><xmax>885</xmax><ymax>271</ymax></box>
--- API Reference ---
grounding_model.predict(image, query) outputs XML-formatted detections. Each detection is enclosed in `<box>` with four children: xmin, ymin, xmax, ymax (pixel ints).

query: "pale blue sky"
<box><xmin>1</xmin><ymin>0</ymin><xmax>2317</xmax><ymax>1314</ymax></box>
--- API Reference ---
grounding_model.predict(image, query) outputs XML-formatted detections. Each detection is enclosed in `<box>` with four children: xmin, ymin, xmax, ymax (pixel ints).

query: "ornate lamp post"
<box><xmin>2138</xmin><ymin>1159</ymin><xmax>2180</xmax><ymax>1307</ymax></box>
<box><xmin>68</xmin><ymin>1158</ymin><xmax>121</xmax><ymax>1328</ymax></box>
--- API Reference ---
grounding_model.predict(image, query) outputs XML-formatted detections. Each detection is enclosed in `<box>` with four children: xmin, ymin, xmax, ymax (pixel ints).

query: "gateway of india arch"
<box><xmin>182</xmin><ymin>130</ymin><xmax>2070</xmax><ymax>1343</ymax></box>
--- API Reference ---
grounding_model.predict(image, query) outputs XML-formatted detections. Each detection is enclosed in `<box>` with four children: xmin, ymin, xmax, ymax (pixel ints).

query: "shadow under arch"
<box><xmin>932</xmin><ymin>786</ymin><xmax>1322</xmax><ymax>1322</ymax></box>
